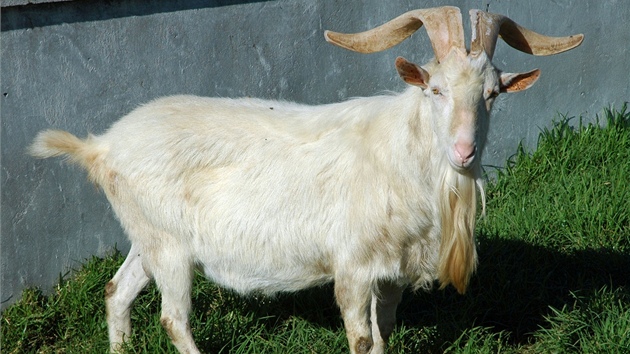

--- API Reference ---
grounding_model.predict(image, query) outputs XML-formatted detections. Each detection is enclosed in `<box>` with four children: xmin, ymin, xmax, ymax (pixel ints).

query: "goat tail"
<box><xmin>30</xmin><ymin>130</ymin><xmax>86</xmax><ymax>158</ymax></box>
<box><xmin>29</xmin><ymin>130</ymin><xmax>110</xmax><ymax>186</ymax></box>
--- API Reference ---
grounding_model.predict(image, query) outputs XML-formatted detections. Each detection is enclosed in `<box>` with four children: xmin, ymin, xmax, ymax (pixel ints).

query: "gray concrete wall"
<box><xmin>2</xmin><ymin>0</ymin><xmax>628</xmax><ymax>309</ymax></box>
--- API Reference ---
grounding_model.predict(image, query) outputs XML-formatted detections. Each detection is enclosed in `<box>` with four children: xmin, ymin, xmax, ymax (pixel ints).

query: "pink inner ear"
<box><xmin>500</xmin><ymin>69</ymin><xmax>541</xmax><ymax>93</ymax></box>
<box><xmin>395</xmin><ymin>57</ymin><xmax>429</xmax><ymax>88</ymax></box>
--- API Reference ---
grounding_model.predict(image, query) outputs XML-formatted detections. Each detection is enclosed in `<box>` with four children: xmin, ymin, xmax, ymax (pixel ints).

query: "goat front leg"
<box><xmin>370</xmin><ymin>281</ymin><xmax>404</xmax><ymax>354</ymax></box>
<box><xmin>106</xmin><ymin>243</ymin><xmax>151</xmax><ymax>352</ymax></box>
<box><xmin>335</xmin><ymin>276</ymin><xmax>374</xmax><ymax>354</ymax></box>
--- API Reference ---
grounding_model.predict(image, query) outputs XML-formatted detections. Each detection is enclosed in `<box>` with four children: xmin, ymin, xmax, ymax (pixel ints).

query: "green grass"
<box><xmin>3</xmin><ymin>105</ymin><xmax>629</xmax><ymax>353</ymax></box>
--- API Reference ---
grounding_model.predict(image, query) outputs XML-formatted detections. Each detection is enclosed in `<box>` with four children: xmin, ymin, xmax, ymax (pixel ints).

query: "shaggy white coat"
<box><xmin>31</xmin><ymin>51</ymin><xmax>530</xmax><ymax>354</ymax></box>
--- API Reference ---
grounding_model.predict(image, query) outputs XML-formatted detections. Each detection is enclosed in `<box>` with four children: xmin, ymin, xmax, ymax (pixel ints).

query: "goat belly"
<box><xmin>197</xmin><ymin>250</ymin><xmax>335</xmax><ymax>295</ymax></box>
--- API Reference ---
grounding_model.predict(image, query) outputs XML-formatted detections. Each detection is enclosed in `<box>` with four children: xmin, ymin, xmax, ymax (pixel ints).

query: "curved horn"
<box><xmin>470</xmin><ymin>9</ymin><xmax>584</xmax><ymax>59</ymax></box>
<box><xmin>325</xmin><ymin>6</ymin><xmax>465</xmax><ymax>62</ymax></box>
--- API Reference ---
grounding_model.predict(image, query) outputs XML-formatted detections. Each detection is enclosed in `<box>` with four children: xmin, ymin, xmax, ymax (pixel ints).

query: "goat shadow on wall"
<box><xmin>188</xmin><ymin>236</ymin><xmax>629</xmax><ymax>352</ymax></box>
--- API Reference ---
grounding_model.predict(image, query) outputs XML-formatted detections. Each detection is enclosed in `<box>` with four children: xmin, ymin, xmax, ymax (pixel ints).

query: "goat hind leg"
<box><xmin>149</xmin><ymin>248</ymin><xmax>200</xmax><ymax>354</ymax></box>
<box><xmin>106</xmin><ymin>243</ymin><xmax>151</xmax><ymax>352</ymax></box>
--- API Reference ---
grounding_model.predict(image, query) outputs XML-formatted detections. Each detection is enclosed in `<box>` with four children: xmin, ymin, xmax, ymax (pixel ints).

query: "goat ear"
<box><xmin>395</xmin><ymin>57</ymin><xmax>430</xmax><ymax>88</ymax></box>
<box><xmin>500</xmin><ymin>69</ymin><xmax>541</xmax><ymax>93</ymax></box>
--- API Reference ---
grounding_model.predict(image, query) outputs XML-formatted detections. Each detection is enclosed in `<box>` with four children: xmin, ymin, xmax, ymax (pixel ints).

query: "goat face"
<box><xmin>395</xmin><ymin>49</ymin><xmax>540</xmax><ymax>173</ymax></box>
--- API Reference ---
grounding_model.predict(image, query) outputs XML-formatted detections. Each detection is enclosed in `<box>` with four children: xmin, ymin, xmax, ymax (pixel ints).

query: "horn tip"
<box><xmin>573</xmin><ymin>33</ymin><xmax>585</xmax><ymax>45</ymax></box>
<box><xmin>550</xmin><ymin>33</ymin><xmax>584</xmax><ymax>55</ymax></box>
<box><xmin>323</xmin><ymin>30</ymin><xmax>333</xmax><ymax>42</ymax></box>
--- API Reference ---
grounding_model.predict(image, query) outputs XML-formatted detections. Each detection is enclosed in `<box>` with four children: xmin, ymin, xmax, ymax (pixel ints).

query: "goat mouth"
<box><xmin>449</xmin><ymin>146</ymin><xmax>477</xmax><ymax>171</ymax></box>
<box><xmin>450</xmin><ymin>160</ymin><xmax>476</xmax><ymax>173</ymax></box>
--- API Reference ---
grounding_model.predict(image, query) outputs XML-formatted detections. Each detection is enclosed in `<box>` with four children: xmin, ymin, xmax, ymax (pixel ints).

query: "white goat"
<box><xmin>29</xmin><ymin>7</ymin><xmax>582</xmax><ymax>354</ymax></box>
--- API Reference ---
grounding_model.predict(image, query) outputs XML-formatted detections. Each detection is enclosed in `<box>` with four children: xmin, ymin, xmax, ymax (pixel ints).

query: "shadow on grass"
<box><xmin>191</xmin><ymin>236</ymin><xmax>629</xmax><ymax>352</ymax></box>
<box><xmin>397</xmin><ymin>235</ymin><xmax>630</xmax><ymax>348</ymax></box>
<box><xmin>189</xmin><ymin>276</ymin><xmax>343</xmax><ymax>352</ymax></box>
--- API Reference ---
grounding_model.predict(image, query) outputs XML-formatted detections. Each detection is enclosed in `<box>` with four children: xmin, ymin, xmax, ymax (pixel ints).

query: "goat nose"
<box><xmin>454</xmin><ymin>142</ymin><xmax>477</xmax><ymax>166</ymax></box>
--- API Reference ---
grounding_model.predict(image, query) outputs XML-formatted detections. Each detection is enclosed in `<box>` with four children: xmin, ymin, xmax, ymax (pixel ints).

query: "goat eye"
<box><xmin>431</xmin><ymin>88</ymin><xmax>441</xmax><ymax>95</ymax></box>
